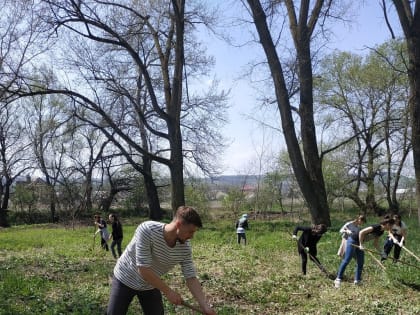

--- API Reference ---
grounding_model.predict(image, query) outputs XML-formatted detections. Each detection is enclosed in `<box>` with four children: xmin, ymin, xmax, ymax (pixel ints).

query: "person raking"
<box><xmin>106</xmin><ymin>206</ymin><xmax>216</xmax><ymax>315</ymax></box>
<box><xmin>292</xmin><ymin>224</ymin><xmax>327</xmax><ymax>275</ymax></box>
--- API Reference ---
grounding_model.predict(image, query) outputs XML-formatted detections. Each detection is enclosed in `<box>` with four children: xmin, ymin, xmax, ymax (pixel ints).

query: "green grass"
<box><xmin>0</xmin><ymin>216</ymin><xmax>419</xmax><ymax>315</ymax></box>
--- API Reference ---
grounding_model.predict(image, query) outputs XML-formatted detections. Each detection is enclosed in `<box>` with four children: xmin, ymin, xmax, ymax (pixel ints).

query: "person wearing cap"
<box><xmin>236</xmin><ymin>214</ymin><xmax>249</xmax><ymax>245</ymax></box>
<box><xmin>292</xmin><ymin>224</ymin><xmax>327</xmax><ymax>275</ymax></box>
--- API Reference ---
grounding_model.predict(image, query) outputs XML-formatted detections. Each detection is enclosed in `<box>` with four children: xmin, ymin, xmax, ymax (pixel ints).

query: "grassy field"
<box><xmin>0</xmin><ymin>214</ymin><xmax>419</xmax><ymax>315</ymax></box>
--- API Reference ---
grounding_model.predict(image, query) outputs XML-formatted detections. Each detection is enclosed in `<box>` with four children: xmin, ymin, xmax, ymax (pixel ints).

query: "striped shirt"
<box><xmin>113</xmin><ymin>221</ymin><xmax>196</xmax><ymax>291</ymax></box>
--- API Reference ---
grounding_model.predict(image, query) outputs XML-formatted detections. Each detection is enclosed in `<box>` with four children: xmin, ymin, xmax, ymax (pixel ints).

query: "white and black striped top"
<box><xmin>113</xmin><ymin>221</ymin><xmax>196</xmax><ymax>291</ymax></box>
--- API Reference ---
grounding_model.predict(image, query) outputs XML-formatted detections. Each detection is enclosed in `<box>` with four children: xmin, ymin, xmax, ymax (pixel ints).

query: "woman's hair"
<box><xmin>380</xmin><ymin>218</ymin><xmax>395</xmax><ymax>226</ymax></box>
<box><xmin>392</xmin><ymin>214</ymin><xmax>401</xmax><ymax>226</ymax></box>
<box><xmin>109</xmin><ymin>213</ymin><xmax>119</xmax><ymax>221</ymax></box>
<box><xmin>356</xmin><ymin>214</ymin><xmax>366</xmax><ymax>223</ymax></box>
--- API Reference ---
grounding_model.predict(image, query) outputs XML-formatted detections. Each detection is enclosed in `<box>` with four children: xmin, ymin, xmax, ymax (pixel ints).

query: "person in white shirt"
<box><xmin>235</xmin><ymin>214</ymin><xmax>249</xmax><ymax>245</ymax></box>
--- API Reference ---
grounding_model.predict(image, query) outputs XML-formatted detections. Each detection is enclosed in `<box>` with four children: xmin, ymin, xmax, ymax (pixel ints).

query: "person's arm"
<box><xmin>96</xmin><ymin>220</ymin><xmax>105</xmax><ymax>229</ymax></box>
<box><xmin>186</xmin><ymin>277</ymin><xmax>216</xmax><ymax>315</ymax></box>
<box><xmin>292</xmin><ymin>226</ymin><xmax>303</xmax><ymax>239</ymax></box>
<box><xmin>339</xmin><ymin>222</ymin><xmax>350</xmax><ymax>234</ymax></box>
<box><xmin>138</xmin><ymin>266</ymin><xmax>182</xmax><ymax>305</ymax></box>
<box><xmin>359</xmin><ymin>226</ymin><xmax>373</xmax><ymax>250</ymax></box>
<box><xmin>372</xmin><ymin>236</ymin><xmax>380</xmax><ymax>251</ymax></box>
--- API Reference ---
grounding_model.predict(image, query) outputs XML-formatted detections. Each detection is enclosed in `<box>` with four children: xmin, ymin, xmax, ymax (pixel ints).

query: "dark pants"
<box><xmin>111</xmin><ymin>238</ymin><xmax>123</xmax><ymax>258</ymax></box>
<box><xmin>107</xmin><ymin>277</ymin><xmax>164</xmax><ymax>315</ymax></box>
<box><xmin>383</xmin><ymin>235</ymin><xmax>403</xmax><ymax>260</ymax></box>
<box><xmin>237</xmin><ymin>233</ymin><xmax>246</xmax><ymax>245</ymax></box>
<box><xmin>299</xmin><ymin>247</ymin><xmax>320</xmax><ymax>275</ymax></box>
<box><xmin>101</xmin><ymin>237</ymin><xmax>109</xmax><ymax>251</ymax></box>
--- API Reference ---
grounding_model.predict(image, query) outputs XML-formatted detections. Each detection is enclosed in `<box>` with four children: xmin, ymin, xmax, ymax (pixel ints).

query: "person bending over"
<box><xmin>106</xmin><ymin>206</ymin><xmax>216</xmax><ymax>315</ymax></box>
<box><xmin>334</xmin><ymin>217</ymin><xmax>394</xmax><ymax>288</ymax></box>
<box><xmin>382</xmin><ymin>214</ymin><xmax>407</xmax><ymax>262</ymax></box>
<box><xmin>292</xmin><ymin>224</ymin><xmax>327</xmax><ymax>275</ymax></box>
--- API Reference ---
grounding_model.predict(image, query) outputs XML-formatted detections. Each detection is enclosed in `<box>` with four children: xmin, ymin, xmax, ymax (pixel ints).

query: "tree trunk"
<box><xmin>167</xmin><ymin>0</ymin><xmax>186</xmax><ymax>214</ymax></box>
<box><xmin>246</xmin><ymin>0</ymin><xmax>330</xmax><ymax>225</ymax></box>
<box><xmin>142</xmin><ymin>155</ymin><xmax>163</xmax><ymax>220</ymax></box>
<box><xmin>392</xmin><ymin>0</ymin><xmax>420</xmax><ymax>224</ymax></box>
<box><xmin>0</xmin><ymin>182</ymin><xmax>10</xmax><ymax>227</ymax></box>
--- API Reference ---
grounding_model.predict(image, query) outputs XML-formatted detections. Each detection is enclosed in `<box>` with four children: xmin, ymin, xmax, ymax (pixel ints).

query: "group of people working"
<box><xmin>292</xmin><ymin>213</ymin><xmax>407</xmax><ymax>289</ymax></box>
<box><xmin>93</xmin><ymin>207</ymin><xmax>408</xmax><ymax>315</ymax></box>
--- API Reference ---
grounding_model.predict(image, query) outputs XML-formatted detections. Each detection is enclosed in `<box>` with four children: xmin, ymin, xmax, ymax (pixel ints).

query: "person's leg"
<box><xmin>300</xmin><ymin>252</ymin><xmax>308</xmax><ymax>275</ymax></box>
<box><xmin>309</xmin><ymin>250</ymin><xmax>321</xmax><ymax>266</ymax></box>
<box><xmin>237</xmin><ymin>233</ymin><xmax>241</xmax><ymax>244</ymax></box>
<box><xmin>355</xmin><ymin>248</ymin><xmax>365</xmax><ymax>282</ymax></box>
<box><xmin>107</xmin><ymin>277</ymin><xmax>135</xmax><ymax>315</ymax></box>
<box><xmin>337</xmin><ymin>238</ymin><xmax>355</xmax><ymax>280</ymax></box>
<box><xmin>110</xmin><ymin>240</ymin><xmax>117</xmax><ymax>259</ymax></box>
<box><xmin>383</xmin><ymin>237</ymin><xmax>393</xmax><ymax>260</ymax></box>
<box><xmin>243</xmin><ymin>234</ymin><xmax>247</xmax><ymax>245</ymax></box>
<box><xmin>393</xmin><ymin>235</ymin><xmax>403</xmax><ymax>261</ymax></box>
<box><xmin>138</xmin><ymin>288</ymin><xmax>164</xmax><ymax>315</ymax></box>
<box><xmin>117</xmin><ymin>239</ymin><xmax>123</xmax><ymax>257</ymax></box>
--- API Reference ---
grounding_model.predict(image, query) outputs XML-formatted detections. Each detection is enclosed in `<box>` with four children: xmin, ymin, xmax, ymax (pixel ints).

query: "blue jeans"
<box><xmin>336</xmin><ymin>237</ymin><xmax>364</xmax><ymax>282</ymax></box>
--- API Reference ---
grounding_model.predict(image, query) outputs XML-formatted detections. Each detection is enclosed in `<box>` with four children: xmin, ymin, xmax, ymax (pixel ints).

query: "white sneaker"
<box><xmin>354</xmin><ymin>280</ymin><xmax>362</xmax><ymax>285</ymax></box>
<box><xmin>334</xmin><ymin>278</ymin><xmax>341</xmax><ymax>288</ymax></box>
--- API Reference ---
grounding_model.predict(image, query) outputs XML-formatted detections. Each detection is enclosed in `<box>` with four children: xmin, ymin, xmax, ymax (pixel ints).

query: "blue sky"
<box><xmin>201</xmin><ymin>1</ymin><xmax>402</xmax><ymax>175</ymax></box>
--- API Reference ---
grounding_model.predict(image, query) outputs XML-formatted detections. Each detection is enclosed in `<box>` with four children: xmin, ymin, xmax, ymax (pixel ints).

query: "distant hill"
<box><xmin>206</xmin><ymin>175</ymin><xmax>261</xmax><ymax>187</ymax></box>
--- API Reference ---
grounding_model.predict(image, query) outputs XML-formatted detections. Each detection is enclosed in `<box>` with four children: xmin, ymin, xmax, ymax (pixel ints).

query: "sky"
<box><xmin>202</xmin><ymin>1</ymin><xmax>402</xmax><ymax>176</ymax></box>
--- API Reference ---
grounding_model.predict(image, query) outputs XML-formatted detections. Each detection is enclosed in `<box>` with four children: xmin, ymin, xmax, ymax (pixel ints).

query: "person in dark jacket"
<box><xmin>108</xmin><ymin>213</ymin><xmax>123</xmax><ymax>259</ymax></box>
<box><xmin>292</xmin><ymin>224</ymin><xmax>327</xmax><ymax>275</ymax></box>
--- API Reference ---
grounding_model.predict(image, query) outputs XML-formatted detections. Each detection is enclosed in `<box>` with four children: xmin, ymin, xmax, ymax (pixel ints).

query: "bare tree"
<box><xmin>387</xmin><ymin>0</ymin><xmax>420</xmax><ymax>223</ymax></box>
<box><xmin>19</xmin><ymin>0</ymin><xmax>228</xmax><ymax>218</ymax></box>
<box><xmin>0</xmin><ymin>0</ymin><xmax>49</xmax><ymax>226</ymax></box>
<box><xmin>65</xmin><ymin>124</ymin><xmax>110</xmax><ymax>214</ymax></box>
<box><xmin>23</xmin><ymin>92</ymin><xmax>70</xmax><ymax>222</ymax></box>
<box><xmin>244</xmin><ymin>0</ymin><xmax>333</xmax><ymax>225</ymax></box>
<box><xmin>0</xmin><ymin>104</ymin><xmax>33</xmax><ymax>226</ymax></box>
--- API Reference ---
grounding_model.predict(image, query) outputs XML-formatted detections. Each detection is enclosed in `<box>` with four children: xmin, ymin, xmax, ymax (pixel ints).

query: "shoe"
<box><xmin>334</xmin><ymin>278</ymin><xmax>341</xmax><ymax>288</ymax></box>
<box><xmin>380</xmin><ymin>252</ymin><xmax>387</xmax><ymax>262</ymax></box>
<box><xmin>354</xmin><ymin>280</ymin><xmax>362</xmax><ymax>285</ymax></box>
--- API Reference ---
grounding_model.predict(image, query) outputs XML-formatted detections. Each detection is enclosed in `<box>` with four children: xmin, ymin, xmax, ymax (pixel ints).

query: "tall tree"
<box><xmin>0</xmin><ymin>104</ymin><xmax>33</xmax><ymax>226</ymax></box>
<box><xmin>0</xmin><ymin>0</ymin><xmax>48</xmax><ymax>226</ymax></box>
<box><xmin>388</xmin><ymin>0</ymin><xmax>420</xmax><ymax>223</ymax></box>
<box><xmin>25</xmin><ymin>0</ymin><xmax>227</xmax><ymax>218</ymax></box>
<box><xmin>24</xmin><ymin>92</ymin><xmax>70</xmax><ymax>222</ymax></box>
<box><xmin>244</xmin><ymin>0</ymin><xmax>331</xmax><ymax>225</ymax></box>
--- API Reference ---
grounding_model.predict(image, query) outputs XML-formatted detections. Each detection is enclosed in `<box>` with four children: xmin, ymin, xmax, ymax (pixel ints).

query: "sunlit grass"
<box><xmin>0</xmin><ymin>215</ymin><xmax>419</xmax><ymax>314</ymax></box>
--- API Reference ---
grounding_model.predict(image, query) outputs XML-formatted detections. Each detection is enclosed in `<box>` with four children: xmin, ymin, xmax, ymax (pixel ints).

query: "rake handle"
<box><xmin>181</xmin><ymin>300</ymin><xmax>204</xmax><ymax>314</ymax></box>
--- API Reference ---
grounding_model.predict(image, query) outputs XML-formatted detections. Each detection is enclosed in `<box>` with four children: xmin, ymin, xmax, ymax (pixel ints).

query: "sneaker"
<box><xmin>354</xmin><ymin>280</ymin><xmax>362</xmax><ymax>285</ymax></box>
<box><xmin>334</xmin><ymin>278</ymin><xmax>341</xmax><ymax>288</ymax></box>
